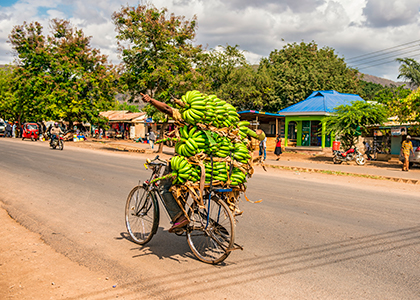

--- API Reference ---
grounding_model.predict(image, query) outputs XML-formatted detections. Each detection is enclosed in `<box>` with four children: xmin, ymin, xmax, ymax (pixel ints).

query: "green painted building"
<box><xmin>278</xmin><ymin>90</ymin><xmax>365</xmax><ymax>149</ymax></box>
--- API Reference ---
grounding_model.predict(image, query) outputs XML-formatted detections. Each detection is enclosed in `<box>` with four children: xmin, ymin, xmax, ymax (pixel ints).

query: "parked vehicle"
<box><xmin>333</xmin><ymin>146</ymin><xmax>365</xmax><ymax>165</ymax></box>
<box><xmin>409</xmin><ymin>137</ymin><xmax>420</xmax><ymax>167</ymax></box>
<box><xmin>0</xmin><ymin>120</ymin><xmax>5</xmax><ymax>137</ymax></box>
<box><xmin>49</xmin><ymin>133</ymin><xmax>64</xmax><ymax>150</ymax></box>
<box><xmin>22</xmin><ymin>123</ymin><xmax>39</xmax><ymax>141</ymax></box>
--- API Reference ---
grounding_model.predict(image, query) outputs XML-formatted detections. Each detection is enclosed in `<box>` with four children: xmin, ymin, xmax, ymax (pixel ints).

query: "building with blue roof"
<box><xmin>277</xmin><ymin>90</ymin><xmax>365</xmax><ymax>149</ymax></box>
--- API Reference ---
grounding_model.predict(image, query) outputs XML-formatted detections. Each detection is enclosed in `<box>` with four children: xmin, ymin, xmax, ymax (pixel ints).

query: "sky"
<box><xmin>0</xmin><ymin>0</ymin><xmax>419</xmax><ymax>82</ymax></box>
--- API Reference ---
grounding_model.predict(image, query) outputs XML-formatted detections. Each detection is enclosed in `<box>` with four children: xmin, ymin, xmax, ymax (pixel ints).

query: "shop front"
<box><xmin>99</xmin><ymin>111</ymin><xmax>146</xmax><ymax>139</ymax></box>
<box><xmin>284</xmin><ymin>116</ymin><xmax>331</xmax><ymax>148</ymax></box>
<box><xmin>279</xmin><ymin>90</ymin><xmax>364</xmax><ymax>150</ymax></box>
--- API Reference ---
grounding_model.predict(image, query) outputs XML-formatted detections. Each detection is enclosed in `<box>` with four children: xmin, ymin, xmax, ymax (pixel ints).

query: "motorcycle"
<box><xmin>49</xmin><ymin>133</ymin><xmax>64</xmax><ymax>150</ymax></box>
<box><xmin>332</xmin><ymin>146</ymin><xmax>365</xmax><ymax>165</ymax></box>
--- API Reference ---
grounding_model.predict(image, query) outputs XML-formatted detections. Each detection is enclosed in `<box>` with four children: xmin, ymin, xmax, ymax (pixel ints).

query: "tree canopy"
<box><xmin>4</xmin><ymin>19</ymin><xmax>118</xmax><ymax>126</ymax></box>
<box><xmin>323</xmin><ymin>101</ymin><xmax>388</xmax><ymax>149</ymax></box>
<box><xmin>113</xmin><ymin>4</ymin><xmax>202</xmax><ymax>103</ymax></box>
<box><xmin>195</xmin><ymin>45</ymin><xmax>270</xmax><ymax>110</ymax></box>
<box><xmin>113</xmin><ymin>3</ymin><xmax>203</xmax><ymax>152</ymax></box>
<box><xmin>262</xmin><ymin>41</ymin><xmax>361</xmax><ymax>111</ymax></box>
<box><xmin>396</xmin><ymin>58</ymin><xmax>420</xmax><ymax>88</ymax></box>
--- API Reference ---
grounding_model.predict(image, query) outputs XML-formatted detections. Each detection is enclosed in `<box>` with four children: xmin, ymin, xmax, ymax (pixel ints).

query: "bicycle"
<box><xmin>125</xmin><ymin>155</ymin><xmax>241</xmax><ymax>264</ymax></box>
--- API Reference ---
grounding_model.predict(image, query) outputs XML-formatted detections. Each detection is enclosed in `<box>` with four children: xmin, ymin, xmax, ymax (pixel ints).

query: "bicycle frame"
<box><xmin>126</xmin><ymin>155</ymin><xmax>240</xmax><ymax>264</ymax></box>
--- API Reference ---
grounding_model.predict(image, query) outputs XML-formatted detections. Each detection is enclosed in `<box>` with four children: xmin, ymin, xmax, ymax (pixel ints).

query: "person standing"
<box><xmin>401</xmin><ymin>136</ymin><xmax>414</xmax><ymax>171</ymax></box>
<box><xmin>149</xmin><ymin>130</ymin><xmax>156</xmax><ymax>149</ymax></box>
<box><xmin>5</xmin><ymin>122</ymin><xmax>12</xmax><ymax>137</ymax></box>
<box><xmin>259</xmin><ymin>132</ymin><xmax>267</xmax><ymax>161</ymax></box>
<box><xmin>274</xmin><ymin>134</ymin><xmax>282</xmax><ymax>160</ymax></box>
<box><xmin>12</xmin><ymin>122</ymin><xmax>16</xmax><ymax>138</ymax></box>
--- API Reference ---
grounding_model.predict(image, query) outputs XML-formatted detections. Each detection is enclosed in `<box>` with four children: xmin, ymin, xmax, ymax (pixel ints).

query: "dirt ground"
<box><xmin>1</xmin><ymin>139</ymin><xmax>418</xmax><ymax>300</ymax></box>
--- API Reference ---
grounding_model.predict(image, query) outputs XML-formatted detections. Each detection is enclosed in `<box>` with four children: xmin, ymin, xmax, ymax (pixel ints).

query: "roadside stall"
<box><xmin>99</xmin><ymin>111</ymin><xmax>145</xmax><ymax>139</ymax></box>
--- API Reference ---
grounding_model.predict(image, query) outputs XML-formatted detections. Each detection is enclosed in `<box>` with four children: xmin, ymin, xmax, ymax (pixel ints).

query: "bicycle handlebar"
<box><xmin>144</xmin><ymin>156</ymin><xmax>167</xmax><ymax>169</ymax></box>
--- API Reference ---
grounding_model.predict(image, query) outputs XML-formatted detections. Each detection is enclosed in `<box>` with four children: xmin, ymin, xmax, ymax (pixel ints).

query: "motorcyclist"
<box><xmin>50</xmin><ymin>122</ymin><xmax>63</xmax><ymax>145</ymax></box>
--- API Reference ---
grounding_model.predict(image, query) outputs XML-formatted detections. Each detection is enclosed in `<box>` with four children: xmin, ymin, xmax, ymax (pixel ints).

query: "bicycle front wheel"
<box><xmin>187</xmin><ymin>196</ymin><xmax>235</xmax><ymax>264</ymax></box>
<box><xmin>125</xmin><ymin>185</ymin><xmax>159</xmax><ymax>245</ymax></box>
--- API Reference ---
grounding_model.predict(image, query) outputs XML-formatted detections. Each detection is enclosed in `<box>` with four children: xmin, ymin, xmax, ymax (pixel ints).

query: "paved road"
<box><xmin>1</xmin><ymin>138</ymin><xmax>419</xmax><ymax>299</ymax></box>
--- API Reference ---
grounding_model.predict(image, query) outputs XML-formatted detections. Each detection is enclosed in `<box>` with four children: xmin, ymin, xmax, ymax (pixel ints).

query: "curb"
<box><xmin>265</xmin><ymin>164</ymin><xmax>420</xmax><ymax>185</ymax></box>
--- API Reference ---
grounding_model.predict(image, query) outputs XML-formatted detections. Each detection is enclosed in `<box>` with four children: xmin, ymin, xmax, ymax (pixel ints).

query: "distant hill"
<box><xmin>359</xmin><ymin>73</ymin><xmax>410</xmax><ymax>88</ymax></box>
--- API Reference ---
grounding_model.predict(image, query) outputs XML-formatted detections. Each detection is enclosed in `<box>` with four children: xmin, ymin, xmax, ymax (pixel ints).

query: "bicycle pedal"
<box><xmin>234</xmin><ymin>210</ymin><xmax>243</xmax><ymax>216</ymax></box>
<box><xmin>172</xmin><ymin>228</ymin><xmax>185</xmax><ymax>235</ymax></box>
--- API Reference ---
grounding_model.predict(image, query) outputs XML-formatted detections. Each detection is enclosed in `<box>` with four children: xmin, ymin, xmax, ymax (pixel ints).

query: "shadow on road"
<box><xmin>69</xmin><ymin>226</ymin><xmax>420</xmax><ymax>299</ymax></box>
<box><xmin>118</xmin><ymin>227</ymin><xmax>196</xmax><ymax>263</ymax></box>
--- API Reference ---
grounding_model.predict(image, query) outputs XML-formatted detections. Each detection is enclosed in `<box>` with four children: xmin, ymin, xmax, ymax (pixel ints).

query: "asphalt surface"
<box><xmin>1</xmin><ymin>138</ymin><xmax>419</xmax><ymax>299</ymax></box>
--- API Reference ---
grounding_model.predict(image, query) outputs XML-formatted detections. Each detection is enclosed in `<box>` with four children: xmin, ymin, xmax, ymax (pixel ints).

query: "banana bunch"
<box><xmin>237</xmin><ymin>121</ymin><xmax>251</xmax><ymax>140</ymax></box>
<box><xmin>210</xmin><ymin>135</ymin><xmax>234</xmax><ymax>158</ymax></box>
<box><xmin>175</xmin><ymin>125</ymin><xmax>208</xmax><ymax>157</ymax></box>
<box><xmin>207</xmin><ymin>97</ymin><xmax>240</xmax><ymax>128</ymax></box>
<box><xmin>179</xmin><ymin>91</ymin><xmax>206</xmax><ymax>125</ymax></box>
<box><xmin>168</xmin><ymin>90</ymin><xmax>259</xmax><ymax>187</ymax></box>
<box><xmin>170</xmin><ymin>156</ymin><xmax>201</xmax><ymax>184</ymax></box>
<box><xmin>155</xmin><ymin>137</ymin><xmax>179</xmax><ymax>144</ymax></box>
<box><xmin>178</xmin><ymin>90</ymin><xmax>240</xmax><ymax>128</ymax></box>
<box><xmin>233</xmin><ymin>141</ymin><xmax>251</xmax><ymax>164</ymax></box>
<box><xmin>230</xmin><ymin>167</ymin><xmax>247</xmax><ymax>186</ymax></box>
<box><xmin>203</xmin><ymin>161</ymin><xmax>229</xmax><ymax>183</ymax></box>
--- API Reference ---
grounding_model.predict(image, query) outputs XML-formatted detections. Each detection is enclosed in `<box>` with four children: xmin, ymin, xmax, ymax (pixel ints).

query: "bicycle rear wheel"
<box><xmin>125</xmin><ymin>185</ymin><xmax>159</xmax><ymax>245</ymax></box>
<box><xmin>187</xmin><ymin>196</ymin><xmax>235</xmax><ymax>264</ymax></box>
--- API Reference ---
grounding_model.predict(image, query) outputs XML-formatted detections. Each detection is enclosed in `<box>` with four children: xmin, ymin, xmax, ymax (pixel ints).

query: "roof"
<box><xmin>99</xmin><ymin>111</ymin><xmax>146</xmax><ymax>122</ymax></box>
<box><xmin>278</xmin><ymin>90</ymin><xmax>365</xmax><ymax>116</ymax></box>
<box><xmin>238</xmin><ymin>110</ymin><xmax>284</xmax><ymax>117</ymax></box>
<box><xmin>238</xmin><ymin>110</ymin><xmax>284</xmax><ymax>121</ymax></box>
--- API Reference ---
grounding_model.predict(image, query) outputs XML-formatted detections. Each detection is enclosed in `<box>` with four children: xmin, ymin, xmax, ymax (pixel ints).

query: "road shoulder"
<box><xmin>0</xmin><ymin>207</ymin><xmax>120</xmax><ymax>300</ymax></box>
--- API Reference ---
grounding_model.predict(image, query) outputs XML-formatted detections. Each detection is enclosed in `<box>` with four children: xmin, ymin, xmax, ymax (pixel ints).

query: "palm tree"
<box><xmin>396</xmin><ymin>58</ymin><xmax>420</xmax><ymax>88</ymax></box>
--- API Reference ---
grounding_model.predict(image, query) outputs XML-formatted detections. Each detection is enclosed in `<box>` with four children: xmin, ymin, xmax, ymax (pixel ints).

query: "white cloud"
<box><xmin>363</xmin><ymin>0</ymin><xmax>420</xmax><ymax>28</ymax></box>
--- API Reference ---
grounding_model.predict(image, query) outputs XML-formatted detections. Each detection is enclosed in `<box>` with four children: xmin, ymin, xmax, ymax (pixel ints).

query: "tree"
<box><xmin>7</xmin><ymin>21</ymin><xmax>51</xmax><ymax>125</ymax></box>
<box><xmin>323</xmin><ymin>101</ymin><xmax>388</xmax><ymax>149</ymax></box>
<box><xmin>387</xmin><ymin>87</ymin><xmax>420</xmax><ymax>124</ymax></box>
<box><xmin>113</xmin><ymin>4</ymin><xmax>202</xmax><ymax>152</ymax></box>
<box><xmin>0</xmin><ymin>65</ymin><xmax>16</xmax><ymax>121</ymax></box>
<box><xmin>372</xmin><ymin>85</ymin><xmax>411</xmax><ymax>120</ymax></box>
<box><xmin>396</xmin><ymin>58</ymin><xmax>420</xmax><ymax>88</ymax></box>
<box><xmin>116</xmin><ymin>102</ymin><xmax>140</xmax><ymax>113</ymax></box>
<box><xmin>262</xmin><ymin>41</ymin><xmax>361</xmax><ymax>111</ymax></box>
<box><xmin>358</xmin><ymin>80</ymin><xmax>387</xmax><ymax>101</ymax></box>
<box><xmin>195</xmin><ymin>45</ymin><xmax>270</xmax><ymax>110</ymax></box>
<box><xmin>8</xmin><ymin>19</ymin><xmax>118</xmax><ymax>127</ymax></box>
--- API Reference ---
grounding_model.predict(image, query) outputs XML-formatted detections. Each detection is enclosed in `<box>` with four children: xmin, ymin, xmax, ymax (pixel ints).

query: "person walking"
<box><xmin>363</xmin><ymin>141</ymin><xmax>372</xmax><ymax>160</ymax></box>
<box><xmin>401</xmin><ymin>136</ymin><xmax>414</xmax><ymax>171</ymax></box>
<box><xmin>259</xmin><ymin>132</ymin><xmax>267</xmax><ymax>161</ymax></box>
<box><xmin>274</xmin><ymin>134</ymin><xmax>282</xmax><ymax>160</ymax></box>
<box><xmin>149</xmin><ymin>130</ymin><xmax>156</xmax><ymax>149</ymax></box>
